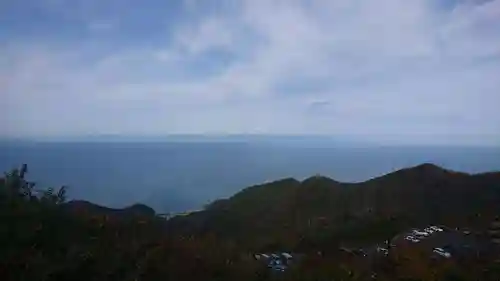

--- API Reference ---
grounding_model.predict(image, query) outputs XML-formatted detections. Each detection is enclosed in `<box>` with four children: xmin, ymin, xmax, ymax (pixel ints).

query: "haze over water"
<box><xmin>2</xmin><ymin>138</ymin><xmax>499</xmax><ymax>213</ymax></box>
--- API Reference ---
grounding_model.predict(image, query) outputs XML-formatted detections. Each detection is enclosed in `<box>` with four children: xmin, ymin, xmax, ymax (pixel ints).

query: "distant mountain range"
<box><xmin>62</xmin><ymin>200</ymin><xmax>156</xmax><ymax>219</ymax></box>
<box><xmin>0</xmin><ymin>134</ymin><xmax>387</xmax><ymax>145</ymax></box>
<box><xmin>4</xmin><ymin>162</ymin><xmax>499</xmax><ymax>280</ymax></box>
<box><xmin>55</xmin><ymin>163</ymin><xmax>500</xmax><ymax>252</ymax></box>
<box><xmin>168</xmin><ymin>163</ymin><xmax>500</xmax><ymax>251</ymax></box>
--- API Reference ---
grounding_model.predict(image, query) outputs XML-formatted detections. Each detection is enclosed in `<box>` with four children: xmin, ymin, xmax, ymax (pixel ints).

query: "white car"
<box><xmin>412</xmin><ymin>230</ymin><xmax>429</xmax><ymax>236</ymax></box>
<box><xmin>377</xmin><ymin>247</ymin><xmax>389</xmax><ymax>255</ymax></box>
<box><xmin>424</xmin><ymin>227</ymin><xmax>435</xmax><ymax>234</ymax></box>
<box><xmin>405</xmin><ymin>236</ymin><xmax>420</xmax><ymax>243</ymax></box>
<box><xmin>430</xmin><ymin>226</ymin><xmax>443</xmax><ymax>232</ymax></box>
<box><xmin>433</xmin><ymin>248</ymin><xmax>451</xmax><ymax>258</ymax></box>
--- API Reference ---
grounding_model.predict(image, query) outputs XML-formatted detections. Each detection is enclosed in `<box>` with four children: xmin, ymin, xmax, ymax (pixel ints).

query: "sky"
<box><xmin>1</xmin><ymin>0</ymin><xmax>500</xmax><ymax>145</ymax></box>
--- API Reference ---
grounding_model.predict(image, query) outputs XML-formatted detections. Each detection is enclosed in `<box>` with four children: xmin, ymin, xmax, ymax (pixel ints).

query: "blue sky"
<box><xmin>1</xmin><ymin>0</ymin><xmax>500</xmax><ymax>145</ymax></box>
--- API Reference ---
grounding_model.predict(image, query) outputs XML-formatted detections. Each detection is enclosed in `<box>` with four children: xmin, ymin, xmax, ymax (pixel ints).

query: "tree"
<box><xmin>1</xmin><ymin>164</ymin><xmax>36</xmax><ymax>200</ymax></box>
<box><xmin>0</xmin><ymin>164</ymin><xmax>67</xmax><ymax>205</ymax></box>
<box><xmin>40</xmin><ymin>186</ymin><xmax>67</xmax><ymax>205</ymax></box>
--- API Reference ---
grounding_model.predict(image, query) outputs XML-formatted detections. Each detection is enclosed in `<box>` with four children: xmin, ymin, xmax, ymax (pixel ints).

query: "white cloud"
<box><xmin>174</xmin><ymin>17</ymin><xmax>235</xmax><ymax>55</ymax></box>
<box><xmin>1</xmin><ymin>0</ymin><xmax>500</xmax><ymax>145</ymax></box>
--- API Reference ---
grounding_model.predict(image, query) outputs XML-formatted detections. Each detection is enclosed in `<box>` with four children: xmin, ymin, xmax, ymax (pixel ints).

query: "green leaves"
<box><xmin>40</xmin><ymin>186</ymin><xmax>66</xmax><ymax>205</ymax></box>
<box><xmin>0</xmin><ymin>165</ymin><xmax>68</xmax><ymax>205</ymax></box>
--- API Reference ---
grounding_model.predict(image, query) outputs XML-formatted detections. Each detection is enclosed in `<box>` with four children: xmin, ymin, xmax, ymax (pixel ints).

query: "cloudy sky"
<box><xmin>1</xmin><ymin>0</ymin><xmax>499</xmax><ymax>145</ymax></box>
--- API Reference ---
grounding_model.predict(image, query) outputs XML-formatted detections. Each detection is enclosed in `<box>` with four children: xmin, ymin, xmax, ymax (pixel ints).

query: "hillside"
<box><xmin>61</xmin><ymin>200</ymin><xmax>156</xmax><ymax>219</ymax></box>
<box><xmin>2</xmin><ymin>163</ymin><xmax>500</xmax><ymax>281</ymax></box>
<box><xmin>170</xmin><ymin>163</ymin><xmax>500</xmax><ymax>250</ymax></box>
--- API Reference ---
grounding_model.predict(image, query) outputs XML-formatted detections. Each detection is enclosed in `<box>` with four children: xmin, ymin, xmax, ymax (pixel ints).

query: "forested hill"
<box><xmin>2</xmin><ymin>163</ymin><xmax>500</xmax><ymax>280</ymax></box>
<box><xmin>169</xmin><ymin>163</ymin><xmax>500</xmax><ymax>250</ymax></box>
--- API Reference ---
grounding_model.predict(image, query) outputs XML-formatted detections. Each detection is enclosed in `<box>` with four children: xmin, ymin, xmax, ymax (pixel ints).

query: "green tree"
<box><xmin>40</xmin><ymin>186</ymin><xmax>67</xmax><ymax>205</ymax></box>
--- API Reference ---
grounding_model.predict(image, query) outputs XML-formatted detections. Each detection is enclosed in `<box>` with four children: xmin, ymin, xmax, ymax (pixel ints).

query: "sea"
<box><xmin>1</xmin><ymin>138</ymin><xmax>499</xmax><ymax>213</ymax></box>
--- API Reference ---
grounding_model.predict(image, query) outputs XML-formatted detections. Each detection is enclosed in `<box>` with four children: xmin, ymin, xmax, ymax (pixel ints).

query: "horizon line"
<box><xmin>1</xmin><ymin>134</ymin><xmax>499</xmax><ymax>148</ymax></box>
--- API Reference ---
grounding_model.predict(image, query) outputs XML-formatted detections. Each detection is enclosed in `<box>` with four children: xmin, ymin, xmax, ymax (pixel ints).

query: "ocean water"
<box><xmin>1</xmin><ymin>140</ymin><xmax>499</xmax><ymax>213</ymax></box>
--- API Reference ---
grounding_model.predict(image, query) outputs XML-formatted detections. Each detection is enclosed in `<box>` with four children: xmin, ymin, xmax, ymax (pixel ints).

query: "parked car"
<box><xmin>405</xmin><ymin>236</ymin><xmax>420</xmax><ymax>243</ymax></box>
<box><xmin>433</xmin><ymin>247</ymin><xmax>451</xmax><ymax>258</ymax></box>
<box><xmin>430</xmin><ymin>226</ymin><xmax>443</xmax><ymax>232</ymax></box>
<box><xmin>412</xmin><ymin>230</ymin><xmax>429</xmax><ymax>236</ymax></box>
<box><xmin>424</xmin><ymin>227</ymin><xmax>435</xmax><ymax>234</ymax></box>
<box><xmin>377</xmin><ymin>247</ymin><xmax>389</xmax><ymax>255</ymax></box>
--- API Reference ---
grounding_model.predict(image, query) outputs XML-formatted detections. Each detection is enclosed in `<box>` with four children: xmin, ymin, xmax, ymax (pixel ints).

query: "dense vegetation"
<box><xmin>173</xmin><ymin>164</ymin><xmax>500</xmax><ymax>251</ymax></box>
<box><xmin>0</xmin><ymin>165</ymin><xmax>275</xmax><ymax>281</ymax></box>
<box><xmin>1</xmin><ymin>163</ymin><xmax>500</xmax><ymax>280</ymax></box>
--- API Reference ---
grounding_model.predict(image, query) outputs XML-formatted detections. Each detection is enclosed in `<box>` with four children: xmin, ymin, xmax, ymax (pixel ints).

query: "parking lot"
<box><xmin>392</xmin><ymin>225</ymin><xmax>491</xmax><ymax>260</ymax></box>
